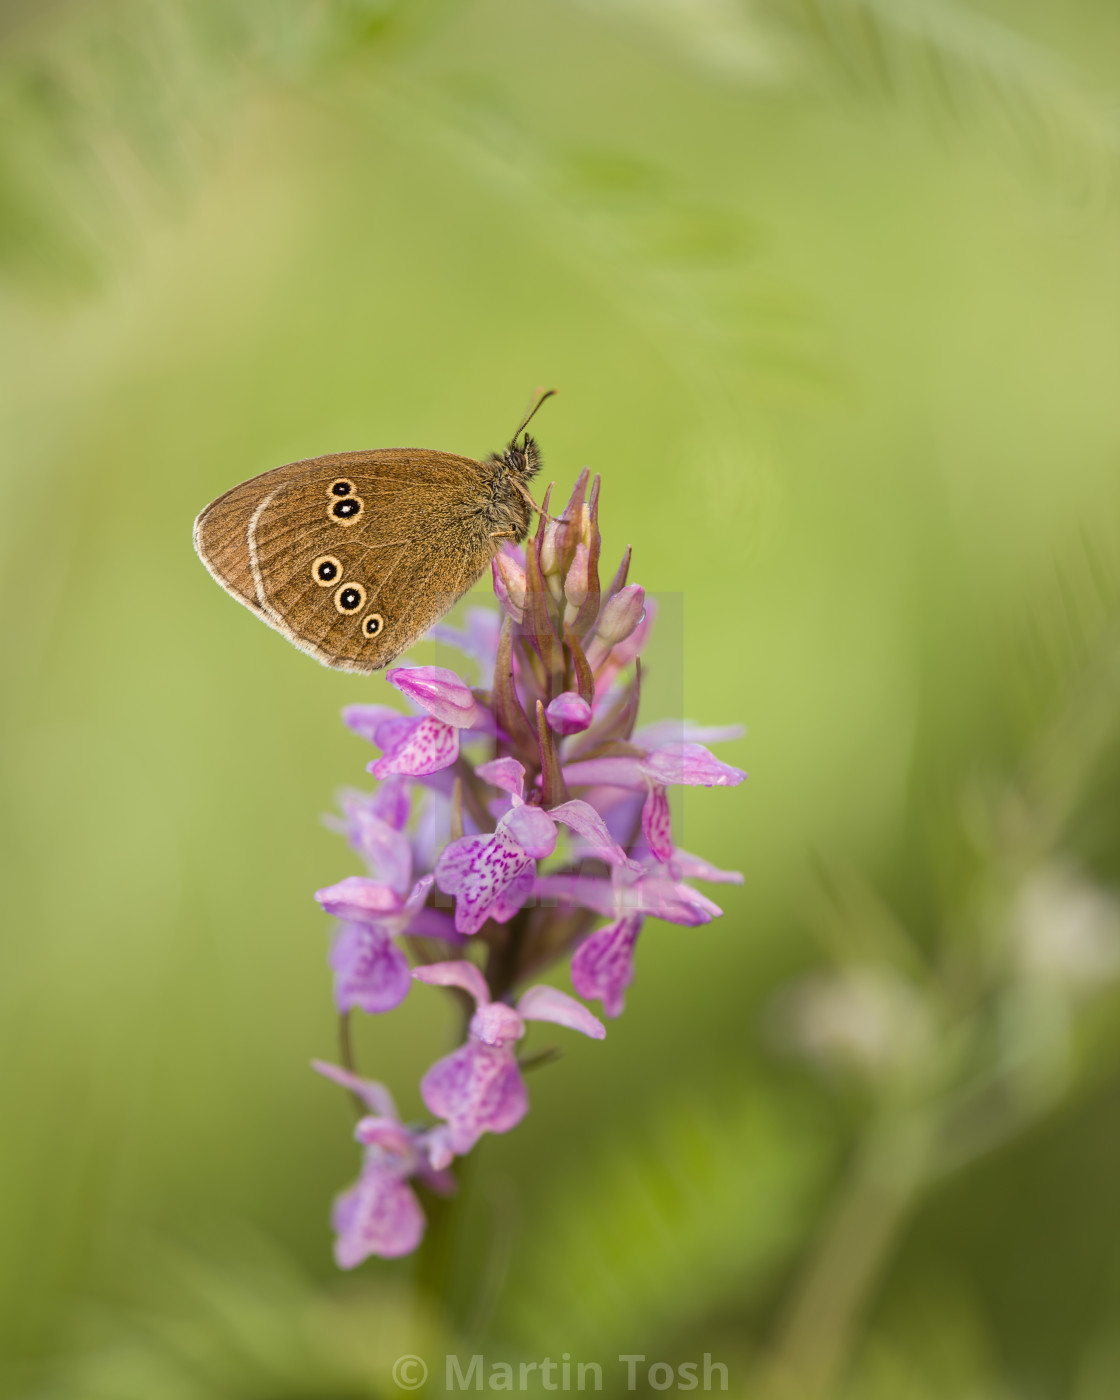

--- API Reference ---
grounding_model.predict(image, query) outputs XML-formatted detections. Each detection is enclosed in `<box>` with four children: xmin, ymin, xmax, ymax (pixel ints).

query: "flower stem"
<box><xmin>337</xmin><ymin>1011</ymin><xmax>366</xmax><ymax>1119</ymax></box>
<box><xmin>414</xmin><ymin>1148</ymin><xmax>479</xmax><ymax>1323</ymax></box>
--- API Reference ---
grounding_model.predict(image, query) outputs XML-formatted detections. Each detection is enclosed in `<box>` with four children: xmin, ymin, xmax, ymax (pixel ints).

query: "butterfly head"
<box><xmin>503</xmin><ymin>431</ymin><xmax>542</xmax><ymax>481</ymax></box>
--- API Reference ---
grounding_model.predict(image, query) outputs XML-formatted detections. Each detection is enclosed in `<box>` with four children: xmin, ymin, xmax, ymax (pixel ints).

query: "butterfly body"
<box><xmin>193</xmin><ymin>430</ymin><xmax>542</xmax><ymax>673</ymax></box>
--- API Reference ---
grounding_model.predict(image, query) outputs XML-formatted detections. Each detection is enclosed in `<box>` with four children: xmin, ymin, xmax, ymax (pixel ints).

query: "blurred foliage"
<box><xmin>2</xmin><ymin>0</ymin><xmax>1120</xmax><ymax>1397</ymax></box>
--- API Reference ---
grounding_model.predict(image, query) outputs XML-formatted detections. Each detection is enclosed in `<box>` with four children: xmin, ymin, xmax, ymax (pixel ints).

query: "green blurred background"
<box><xmin>3</xmin><ymin>1</ymin><xmax>1120</xmax><ymax>1396</ymax></box>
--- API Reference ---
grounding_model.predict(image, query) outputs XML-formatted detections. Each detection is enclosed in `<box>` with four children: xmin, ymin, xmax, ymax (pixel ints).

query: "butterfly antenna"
<box><xmin>512</xmin><ymin>477</ymin><xmax>565</xmax><ymax>525</ymax></box>
<box><xmin>510</xmin><ymin>387</ymin><xmax>558</xmax><ymax>445</ymax></box>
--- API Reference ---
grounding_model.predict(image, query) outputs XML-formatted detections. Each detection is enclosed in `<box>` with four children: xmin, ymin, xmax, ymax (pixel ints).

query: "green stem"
<box><xmin>414</xmin><ymin>1137</ymin><xmax>479</xmax><ymax>1324</ymax></box>
<box><xmin>338</xmin><ymin>1010</ymin><xmax>366</xmax><ymax>1120</ymax></box>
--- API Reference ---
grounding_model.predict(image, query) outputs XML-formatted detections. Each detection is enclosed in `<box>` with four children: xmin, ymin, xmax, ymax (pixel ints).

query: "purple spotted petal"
<box><xmin>330</xmin><ymin>921</ymin><xmax>412</xmax><ymax>1014</ymax></box>
<box><xmin>387</xmin><ymin>666</ymin><xmax>482</xmax><ymax>728</ymax></box>
<box><xmin>641</xmin><ymin>785</ymin><xmax>673</xmax><ymax>863</ymax></box>
<box><xmin>433</xmin><ymin>834</ymin><xmax>488</xmax><ymax>890</ymax></box>
<box><xmin>475</xmin><ymin>757</ymin><xmax>526</xmax><ymax>800</ymax></box>
<box><xmin>312</xmin><ymin>1060</ymin><xmax>398</xmax><ymax>1119</ymax></box>
<box><xmin>333</xmin><ymin>1164</ymin><xmax>426</xmax><ymax>1266</ymax></box>
<box><xmin>315</xmin><ymin>876</ymin><xmax>402</xmax><ymax>923</ymax></box>
<box><xmin>550</xmin><ymin>799</ymin><xmax>637</xmax><ymax>868</ymax></box>
<box><xmin>518</xmin><ymin>984</ymin><xmax>607</xmax><ymax>1039</ymax></box>
<box><xmin>420</xmin><ymin>1040</ymin><xmax>528</xmax><ymax>1154</ymax></box>
<box><xmin>502</xmin><ymin>803</ymin><xmax>557</xmax><ymax>860</ymax></box>
<box><xmin>413</xmin><ymin>959</ymin><xmax>491</xmax><ymax>1007</ymax></box>
<box><xmin>369</xmin><ymin>716</ymin><xmax>460</xmax><ymax>779</ymax></box>
<box><xmin>488</xmin><ymin>860</ymin><xmax>535</xmax><ymax>924</ymax></box>
<box><xmin>546</xmin><ymin>692</ymin><xmax>593</xmax><ymax>736</ymax></box>
<box><xmin>640</xmin><ymin>742</ymin><xmax>746</xmax><ymax>787</ymax></box>
<box><xmin>571</xmin><ymin>916</ymin><xmax>643</xmax><ymax>1018</ymax></box>
<box><xmin>435</xmin><ymin>827</ymin><xmax>536</xmax><ymax>935</ymax></box>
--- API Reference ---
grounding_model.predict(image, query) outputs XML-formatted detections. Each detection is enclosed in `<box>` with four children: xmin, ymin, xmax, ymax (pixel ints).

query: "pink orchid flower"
<box><xmin>413</xmin><ymin>962</ymin><xmax>605</xmax><ymax>1154</ymax></box>
<box><xmin>563</xmin><ymin>724</ymin><xmax>746</xmax><ymax>863</ymax></box>
<box><xmin>312</xmin><ymin>1061</ymin><xmax>454</xmax><ymax>1266</ymax></box>
<box><xmin>343</xmin><ymin>665</ymin><xmax>488</xmax><ymax>779</ymax></box>
<box><xmin>314</xmin><ymin>794</ymin><xmax>455</xmax><ymax>1014</ymax></box>
<box><xmin>538</xmin><ymin>855</ymin><xmax>741</xmax><ymax>1018</ymax></box>
<box><xmin>434</xmin><ymin>757</ymin><xmax>638</xmax><ymax>935</ymax></box>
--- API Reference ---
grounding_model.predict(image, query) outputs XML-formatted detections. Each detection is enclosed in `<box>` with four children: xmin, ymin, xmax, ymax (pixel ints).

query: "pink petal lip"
<box><xmin>420</xmin><ymin>1040</ymin><xmax>529</xmax><ymax>1154</ymax></box>
<box><xmin>330</xmin><ymin>921</ymin><xmax>412</xmax><ymax>1014</ymax></box>
<box><xmin>571</xmin><ymin>916</ymin><xmax>642</xmax><ymax>1018</ymax></box>
<box><xmin>368</xmin><ymin>715</ymin><xmax>461</xmax><ymax>779</ymax></box>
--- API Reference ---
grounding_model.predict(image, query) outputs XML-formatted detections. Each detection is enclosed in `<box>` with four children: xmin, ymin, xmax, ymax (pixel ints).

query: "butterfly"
<box><xmin>193</xmin><ymin>392</ymin><xmax>554</xmax><ymax>673</ymax></box>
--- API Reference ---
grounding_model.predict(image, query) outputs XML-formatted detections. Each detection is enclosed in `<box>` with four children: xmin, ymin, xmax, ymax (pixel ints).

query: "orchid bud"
<box><xmin>564</xmin><ymin>542</ymin><xmax>590</xmax><ymax>612</ymax></box>
<box><xmin>540</xmin><ymin>520</ymin><xmax>561</xmax><ymax>579</ymax></box>
<box><xmin>539</xmin><ymin>522</ymin><xmax>565</xmax><ymax>605</ymax></box>
<box><xmin>545</xmin><ymin>691</ymin><xmax>593</xmax><ymax>736</ymax></box>
<box><xmin>595</xmin><ymin>583</ymin><xmax>645</xmax><ymax>647</ymax></box>
<box><xmin>492</xmin><ymin>551</ymin><xmax>526</xmax><ymax>623</ymax></box>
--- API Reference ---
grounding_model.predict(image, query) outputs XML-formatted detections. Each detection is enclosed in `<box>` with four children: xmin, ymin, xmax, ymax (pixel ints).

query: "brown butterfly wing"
<box><xmin>194</xmin><ymin>449</ymin><xmax>496</xmax><ymax>673</ymax></box>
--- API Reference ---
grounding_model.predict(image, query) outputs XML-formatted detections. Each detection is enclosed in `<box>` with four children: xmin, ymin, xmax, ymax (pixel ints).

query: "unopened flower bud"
<box><xmin>492</xmin><ymin>551</ymin><xmax>526</xmax><ymax>622</ymax></box>
<box><xmin>545</xmin><ymin>691</ymin><xmax>593</xmax><ymax>735</ymax></box>
<box><xmin>540</xmin><ymin>523</ymin><xmax>565</xmax><ymax>611</ymax></box>
<box><xmin>595</xmin><ymin>584</ymin><xmax>645</xmax><ymax>647</ymax></box>
<box><xmin>540</xmin><ymin>521</ymin><xmax>561</xmax><ymax>580</ymax></box>
<box><xmin>564</xmin><ymin>542</ymin><xmax>590</xmax><ymax>612</ymax></box>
